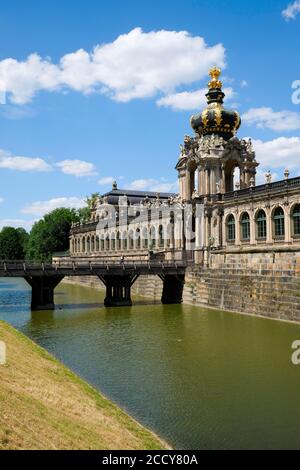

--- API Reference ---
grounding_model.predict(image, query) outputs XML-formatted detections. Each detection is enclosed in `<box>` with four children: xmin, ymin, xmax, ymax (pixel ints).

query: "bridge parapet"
<box><xmin>0</xmin><ymin>260</ymin><xmax>186</xmax><ymax>277</ymax></box>
<box><xmin>0</xmin><ymin>260</ymin><xmax>186</xmax><ymax>310</ymax></box>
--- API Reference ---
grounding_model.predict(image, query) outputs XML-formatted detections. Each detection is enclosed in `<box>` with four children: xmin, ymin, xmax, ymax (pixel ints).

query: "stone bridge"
<box><xmin>0</xmin><ymin>260</ymin><xmax>187</xmax><ymax>310</ymax></box>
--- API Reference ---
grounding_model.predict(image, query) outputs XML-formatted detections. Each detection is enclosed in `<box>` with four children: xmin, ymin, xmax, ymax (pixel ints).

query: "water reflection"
<box><xmin>1</xmin><ymin>278</ymin><xmax>300</xmax><ymax>449</ymax></box>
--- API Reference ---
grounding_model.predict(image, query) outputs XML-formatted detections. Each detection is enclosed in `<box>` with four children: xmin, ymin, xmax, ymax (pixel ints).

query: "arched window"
<box><xmin>142</xmin><ymin>228</ymin><xmax>148</xmax><ymax>249</ymax></box>
<box><xmin>226</xmin><ymin>214</ymin><xmax>236</xmax><ymax>242</ymax></box>
<box><xmin>101</xmin><ymin>237</ymin><xmax>105</xmax><ymax>251</ymax></box>
<box><xmin>122</xmin><ymin>232</ymin><xmax>128</xmax><ymax>250</ymax></box>
<box><xmin>87</xmin><ymin>237</ymin><xmax>91</xmax><ymax>252</ymax></box>
<box><xmin>82</xmin><ymin>238</ymin><xmax>86</xmax><ymax>252</ymax></box>
<box><xmin>111</xmin><ymin>234</ymin><xmax>116</xmax><ymax>251</ymax></box>
<box><xmin>96</xmin><ymin>236</ymin><xmax>100</xmax><ymax>252</ymax></box>
<box><xmin>150</xmin><ymin>227</ymin><xmax>156</xmax><ymax>249</ymax></box>
<box><xmin>273</xmin><ymin>207</ymin><xmax>285</xmax><ymax>237</ymax></box>
<box><xmin>256</xmin><ymin>210</ymin><xmax>267</xmax><ymax>239</ymax></box>
<box><xmin>166</xmin><ymin>224</ymin><xmax>174</xmax><ymax>248</ymax></box>
<box><xmin>91</xmin><ymin>236</ymin><xmax>95</xmax><ymax>252</ymax></box>
<box><xmin>105</xmin><ymin>235</ymin><xmax>110</xmax><ymax>251</ymax></box>
<box><xmin>117</xmin><ymin>232</ymin><xmax>121</xmax><ymax>250</ymax></box>
<box><xmin>241</xmin><ymin>212</ymin><xmax>250</xmax><ymax>241</ymax></box>
<box><xmin>159</xmin><ymin>225</ymin><xmax>164</xmax><ymax>247</ymax></box>
<box><xmin>292</xmin><ymin>204</ymin><xmax>300</xmax><ymax>236</ymax></box>
<box><xmin>136</xmin><ymin>229</ymin><xmax>141</xmax><ymax>249</ymax></box>
<box><xmin>129</xmin><ymin>231</ymin><xmax>134</xmax><ymax>250</ymax></box>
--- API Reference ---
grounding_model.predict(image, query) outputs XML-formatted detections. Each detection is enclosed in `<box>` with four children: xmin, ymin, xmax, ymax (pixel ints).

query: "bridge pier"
<box><xmin>25</xmin><ymin>276</ymin><xmax>64</xmax><ymax>310</ymax></box>
<box><xmin>98</xmin><ymin>274</ymin><xmax>139</xmax><ymax>307</ymax></box>
<box><xmin>161</xmin><ymin>274</ymin><xmax>185</xmax><ymax>304</ymax></box>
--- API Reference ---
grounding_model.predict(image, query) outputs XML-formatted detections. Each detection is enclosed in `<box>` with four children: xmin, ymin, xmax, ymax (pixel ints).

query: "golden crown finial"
<box><xmin>208</xmin><ymin>66</ymin><xmax>223</xmax><ymax>89</ymax></box>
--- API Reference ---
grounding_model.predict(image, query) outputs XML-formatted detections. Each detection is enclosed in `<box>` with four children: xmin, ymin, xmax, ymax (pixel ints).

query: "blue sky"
<box><xmin>0</xmin><ymin>0</ymin><xmax>300</xmax><ymax>230</ymax></box>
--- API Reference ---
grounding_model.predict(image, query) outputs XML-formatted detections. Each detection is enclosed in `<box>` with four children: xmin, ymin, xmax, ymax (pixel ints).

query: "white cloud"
<box><xmin>252</xmin><ymin>137</ymin><xmax>300</xmax><ymax>175</ymax></box>
<box><xmin>0</xmin><ymin>28</ymin><xmax>225</xmax><ymax>105</ymax></box>
<box><xmin>0</xmin><ymin>149</ymin><xmax>51</xmax><ymax>172</ymax></box>
<box><xmin>128</xmin><ymin>178</ymin><xmax>178</xmax><ymax>193</ymax></box>
<box><xmin>240</xmin><ymin>80</ymin><xmax>248</xmax><ymax>88</ymax></box>
<box><xmin>157</xmin><ymin>86</ymin><xmax>234</xmax><ymax>111</ymax></box>
<box><xmin>56</xmin><ymin>159</ymin><xmax>97</xmax><ymax>177</ymax></box>
<box><xmin>282</xmin><ymin>1</ymin><xmax>300</xmax><ymax>20</ymax></box>
<box><xmin>242</xmin><ymin>107</ymin><xmax>300</xmax><ymax>131</ymax></box>
<box><xmin>0</xmin><ymin>219</ymin><xmax>34</xmax><ymax>231</ymax></box>
<box><xmin>98</xmin><ymin>176</ymin><xmax>116</xmax><ymax>186</ymax></box>
<box><xmin>0</xmin><ymin>198</ymin><xmax>4</xmax><ymax>204</ymax></box>
<box><xmin>22</xmin><ymin>197</ymin><xmax>86</xmax><ymax>217</ymax></box>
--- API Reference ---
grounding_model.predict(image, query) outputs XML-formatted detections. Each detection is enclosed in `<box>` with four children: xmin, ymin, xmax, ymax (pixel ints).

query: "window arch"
<box><xmin>158</xmin><ymin>225</ymin><xmax>164</xmax><ymax>247</ymax></box>
<box><xmin>226</xmin><ymin>214</ymin><xmax>236</xmax><ymax>242</ymax></box>
<box><xmin>273</xmin><ymin>207</ymin><xmax>285</xmax><ymax>238</ymax></box>
<box><xmin>111</xmin><ymin>233</ymin><xmax>116</xmax><ymax>251</ymax></box>
<box><xmin>82</xmin><ymin>237</ymin><xmax>86</xmax><ymax>252</ymax></box>
<box><xmin>122</xmin><ymin>232</ymin><xmax>128</xmax><ymax>250</ymax></box>
<box><xmin>136</xmin><ymin>229</ymin><xmax>141</xmax><ymax>249</ymax></box>
<box><xmin>241</xmin><ymin>212</ymin><xmax>250</xmax><ymax>241</ymax></box>
<box><xmin>224</xmin><ymin>160</ymin><xmax>241</xmax><ymax>192</ymax></box>
<box><xmin>166</xmin><ymin>223</ymin><xmax>173</xmax><ymax>248</ymax></box>
<box><xmin>256</xmin><ymin>209</ymin><xmax>267</xmax><ymax>239</ymax></box>
<box><xmin>91</xmin><ymin>236</ymin><xmax>95</xmax><ymax>252</ymax></box>
<box><xmin>142</xmin><ymin>228</ymin><xmax>148</xmax><ymax>249</ymax></box>
<box><xmin>150</xmin><ymin>226</ymin><xmax>156</xmax><ymax>249</ymax></box>
<box><xmin>129</xmin><ymin>230</ymin><xmax>134</xmax><ymax>250</ymax></box>
<box><xmin>105</xmin><ymin>235</ymin><xmax>110</xmax><ymax>251</ymax></box>
<box><xmin>115</xmin><ymin>232</ymin><xmax>120</xmax><ymax>250</ymax></box>
<box><xmin>292</xmin><ymin>204</ymin><xmax>300</xmax><ymax>236</ymax></box>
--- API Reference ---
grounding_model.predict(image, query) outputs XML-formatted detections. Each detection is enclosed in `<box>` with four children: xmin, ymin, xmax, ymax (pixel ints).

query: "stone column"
<box><xmin>161</xmin><ymin>275</ymin><xmax>185</xmax><ymax>304</ymax></box>
<box><xmin>186</xmin><ymin>169</ymin><xmax>191</xmax><ymax>201</ymax></box>
<box><xmin>205</xmin><ymin>165</ymin><xmax>210</xmax><ymax>195</ymax></box>
<box><xmin>179</xmin><ymin>174</ymin><xmax>185</xmax><ymax>200</ymax></box>
<box><xmin>250</xmin><ymin>211</ymin><xmax>256</xmax><ymax>245</ymax></box>
<box><xmin>235</xmin><ymin>212</ymin><xmax>240</xmax><ymax>246</ymax></box>
<box><xmin>221</xmin><ymin>164</ymin><xmax>225</xmax><ymax>193</ymax></box>
<box><xmin>266</xmin><ymin>208</ymin><xmax>273</xmax><ymax>243</ymax></box>
<box><xmin>210</xmin><ymin>164</ymin><xmax>216</xmax><ymax>194</ymax></box>
<box><xmin>284</xmin><ymin>205</ymin><xmax>291</xmax><ymax>243</ymax></box>
<box><xmin>198</xmin><ymin>166</ymin><xmax>204</xmax><ymax>196</ymax></box>
<box><xmin>25</xmin><ymin>276</ymin><xmax>64</xmax><ymax>311</ymax></box>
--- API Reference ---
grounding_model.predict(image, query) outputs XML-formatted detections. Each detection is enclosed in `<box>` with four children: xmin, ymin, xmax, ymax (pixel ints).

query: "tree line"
<box><xmin>0</xmin><ymin>193</ymin><xmax>99</xmax><ymax>261</ymax></box>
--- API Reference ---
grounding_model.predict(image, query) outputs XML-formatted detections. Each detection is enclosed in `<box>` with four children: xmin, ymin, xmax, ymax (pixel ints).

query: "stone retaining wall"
<box><xmin>183</xmin><ymin>251</ymin><xmax>300</xmax><ymax>322</ymax></box>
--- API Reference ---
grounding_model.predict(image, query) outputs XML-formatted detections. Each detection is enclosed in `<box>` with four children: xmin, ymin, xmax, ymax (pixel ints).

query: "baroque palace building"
<box><xmin>69</xmin><ymin>68</ymin><xmax>300</xmax><ymax>266</ymax></box>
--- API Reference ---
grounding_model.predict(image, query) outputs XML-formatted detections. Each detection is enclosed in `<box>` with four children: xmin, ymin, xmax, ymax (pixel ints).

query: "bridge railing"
<box><xmin>0</xmin><ymin>259</ymin><xmax>187</xmax><ymax>272</ymax></box>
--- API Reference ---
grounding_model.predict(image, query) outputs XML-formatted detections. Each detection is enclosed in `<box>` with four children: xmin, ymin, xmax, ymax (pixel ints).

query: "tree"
<box><xmin>26</xmin><ymin>208</ymin><xmax>78</xmax><ymax>261</ymax></box>
<box><xmin>0</xmin><ymin>227</ymin><xmax>28</xmax><ymax>260</ymax></box>
<box><xmin>16</xmin><ymin>227</ymin><xmax>29</xmax><ymax>255</ymax></box>
<box><xmin>77</xmin><ymin>192</ymin><xmax>100</xmax><ymax>223</ymax></box>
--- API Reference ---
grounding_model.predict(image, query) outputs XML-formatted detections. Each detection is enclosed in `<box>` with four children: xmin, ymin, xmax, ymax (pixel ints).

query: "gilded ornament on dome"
<box><xmin>201</xmin><ymin>109</ymin><xmax>209</xmax><ymax>128</ymax></box>
<box><xmin>215</xmin><ymin>107</ymin><xmax>222</xmax><ymax>127</ymax></box>
<box><xmin>208</xmin><ymin>66</ymin><xmax>223</xmax><ymax>89</ymax></box>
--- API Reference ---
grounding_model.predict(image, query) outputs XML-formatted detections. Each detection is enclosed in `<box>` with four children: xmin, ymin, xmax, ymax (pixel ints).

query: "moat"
<box><xmin>1</xmin><ymin>278</ymin><xmax>300</xmax><ymax>449</ymax></box>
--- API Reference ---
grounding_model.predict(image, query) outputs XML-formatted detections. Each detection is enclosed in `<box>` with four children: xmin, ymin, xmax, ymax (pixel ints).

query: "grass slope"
<box><xmin>0</xmin><ymin>321</ymin><xmax>168</xmax><ymax>450</ymax></box>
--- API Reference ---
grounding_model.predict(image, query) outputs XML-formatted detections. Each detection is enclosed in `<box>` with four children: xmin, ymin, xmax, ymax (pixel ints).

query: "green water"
<box><xmin>1</xmin><ymin>278</ymin><xmax>300</xmax><ymax>449</ymax></box>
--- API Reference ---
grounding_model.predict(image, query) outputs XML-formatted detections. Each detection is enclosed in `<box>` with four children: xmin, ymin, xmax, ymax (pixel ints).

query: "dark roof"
<box><xmin>101</xmin><ymin>188</ymin><xmax>176</xmax><ymax>205</ymax></box>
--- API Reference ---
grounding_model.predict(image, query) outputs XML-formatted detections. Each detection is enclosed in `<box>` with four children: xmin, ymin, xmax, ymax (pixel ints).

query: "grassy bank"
<box><xmin>0</xmin><ymin>321</ymin><xmax>168</xmax><ymax>450</ymax></box>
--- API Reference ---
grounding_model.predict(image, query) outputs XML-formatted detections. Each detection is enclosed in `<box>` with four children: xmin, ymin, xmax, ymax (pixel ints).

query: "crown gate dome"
<box><xmin>190</xmin><ymin>67</ymin><xmax>241</xmax><ymax>141</ymax></box>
